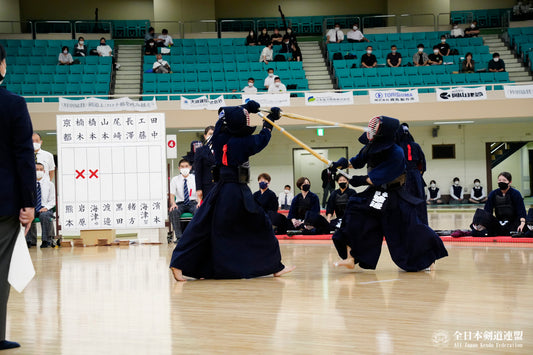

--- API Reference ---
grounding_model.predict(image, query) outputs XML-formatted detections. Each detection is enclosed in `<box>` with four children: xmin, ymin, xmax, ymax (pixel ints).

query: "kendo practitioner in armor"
<box><xmin>395</xmin><ymin>122</ymin><xmax>428</xmax><ymax>224</ymax></box>
<box><xmin>169</xmin><ymin>101</ymin><xmax>294</xmax><ymax>281</ymax></box>
<box><xmin>329</xmin><ymin>116</ymin><xmax>448</xmax><ymax>271</ymax></box>
<box><xmin>470</xmin><ymin>172</ymin><xmax>527</xmax><ymax>237</ymax></box>
<box><xmin>325</xmin><ymin>174</ymin><xmax>356</xmax><ymax>230</ymax></box>
<box><xmin>524</xmin><ymin>208</ymin><xmax>533</xmax><ymax>238</ymax></box>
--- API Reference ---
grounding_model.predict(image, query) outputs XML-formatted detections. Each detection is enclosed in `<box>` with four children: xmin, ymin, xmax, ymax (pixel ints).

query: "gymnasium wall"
<box><xmin>449</xmin><ymin>0</ymin><xmax>516</xmax><ymax>11</ymax></box>
<box><xmin>491</xmin><ymin>144</ymin><xmax>532</xmax><ymax>196</ymax></box>
<box><xmin>0</xmin><ymin>0</ymin><xmax>20</xmax><ymax>21</ymax></box>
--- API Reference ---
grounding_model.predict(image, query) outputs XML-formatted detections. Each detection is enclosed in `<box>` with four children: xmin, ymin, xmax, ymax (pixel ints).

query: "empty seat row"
<box><xmin>0</xmin><ymin>39</ymin><xmax>114</xmax><ymax>49</ymax></box>
<box><xmin>144</xmin><ymin>70</ymin><xmax>305</xmax><ymax>84</ymax></box>
<box><xmin>8</xmin><ymin>64</ymin><xmax>111</xmax><ymax>75</ymax></box>
<box><xmin>143</xmin><ymin>61</ymin><xmax>303</xmax><ymax>74</ymax></box>
<box><xmin>3</xmin><ymin>73</ymin><xmax>110</xmax><ymax>85</ymax></box>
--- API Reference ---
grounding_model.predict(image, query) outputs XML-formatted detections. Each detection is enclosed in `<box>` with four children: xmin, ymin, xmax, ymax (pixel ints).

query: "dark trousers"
<box><xmin>25</xmin><ymin>210</ymin><xmax>54</xmax><ymax>244</ymax></box>
<box><xmin>169</xmin><ymin>201</ymin><xmax>198</xmax><ymax>239</ymax></box>
<box><xmin>0</xmin><ymin>216</ymin><xmax>19</xmax><ymax>341</ymax></box>
<box><xmin>322</xmin><ymin>186</ymin><xmax>334</xmax><ymax>207</ymax></box>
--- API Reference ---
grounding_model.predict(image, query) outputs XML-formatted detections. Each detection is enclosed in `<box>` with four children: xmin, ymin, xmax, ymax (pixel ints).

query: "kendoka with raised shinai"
<box><xmin>330</xmin><ymin>116</ymin><xmax>448</xmax><ymax>272</ymax></box>
<box><xmin>169</xmin><ymin>101</ymin><xmax>294</xmax><ymax>281</ymax></box>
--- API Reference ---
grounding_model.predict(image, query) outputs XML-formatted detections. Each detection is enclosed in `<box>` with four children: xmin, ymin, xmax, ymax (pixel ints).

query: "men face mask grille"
<box><xmin>367</xmin><ymin>116</ymin><xmax>381</xmax><ymax>141</ymax></box>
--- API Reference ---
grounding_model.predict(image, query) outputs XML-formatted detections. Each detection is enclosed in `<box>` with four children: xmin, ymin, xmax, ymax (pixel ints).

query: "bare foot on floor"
<box><xmin>424</xmin><ymin>263</ymin><xmax>436</xmax><ymax>272</ymax></box>
<box><xmin>274</xmin><ymin>265</ymin><xmax>296</xmax><ymax>277</ymax></box>
<box><xmin>171</xmin><ymin>267</ymin><xmax>187</xmax><ymax>282</ymax></box>
<box><xmin>334</xmin><ymin>258</ymin><xmax>356</xmax><ymax>269</ymax></box>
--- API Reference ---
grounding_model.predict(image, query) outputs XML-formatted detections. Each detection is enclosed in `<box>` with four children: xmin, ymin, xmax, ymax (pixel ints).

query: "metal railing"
<box><xmin>0</xmin><ymin>20</ymin><xmax>33</xmax><ymax>35</ymax></box>
<box><xmin>219</xmin><ymin>19</ymin><xmax>256</xmax><ymax>37</ymax></box>
<box><xmin>146</xmin><ymin>21</ymin><xmax>183</xmax><ymax>40</ymax></box>
<box><xmin>362</xmin><ymin>14</ymin><xmax>398</xmax><ymax>32</ymax></box>
<box><xmin>74</xmin><ymin>21</ymin><xmax>112</xmax><ymax>36</ymax></box>
<box><xmin>34</xmin><ymin>20</ymin><xmax>73</xmax><ymax>36</ymax></box>
<box><xmin>181</xmin><ymin>20</ymin><xmax>218</xmax><ymax>38</ymax></box>
<box><xmin>399</xmin><ymin>13</ymin><xmax>437</xmax><ymax>31</ymax></box>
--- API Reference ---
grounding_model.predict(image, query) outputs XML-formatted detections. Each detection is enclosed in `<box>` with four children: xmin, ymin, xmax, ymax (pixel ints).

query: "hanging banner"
<box><xmin>369</xmin><ymin>89</ymin><xmax>419</xmax><ymax>104</ymax></box>
<box><xmin>59</xmin><ymin>97</ymin><xmax>158</xmax><ymax>112</ymax></box>
<box><xmin>242</xmin><ymin>94</ymin><xmax>291</xmax><ymax>107</ymax></box>
<box><xmin>436</xmin><ymin>87</ymin><xmax>487</xmax><ymax>102</ymax></box>
<box><xmin>181</xmin><ymin>96</ymin><xmax>226</xmax><ymax>110</ymax></box>
<box><xmin>504</xmin><ymin>85</ymin><xmax>533</xmax><ymax>99</ymax></box>
<box><xmin>304</xmin><ymin>92</ymin><xmax>354</xmax><ymax>106</ymax></box>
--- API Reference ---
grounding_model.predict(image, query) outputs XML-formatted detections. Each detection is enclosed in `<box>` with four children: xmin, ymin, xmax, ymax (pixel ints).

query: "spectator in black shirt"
<box><xmin>257</xmin><ymin>28</ymin><xmax>271</xmax><ymax>46</ymax></box>
<box><xmin>386</xmin><ymin>44</ymin><xmax>402</xmax><ymax>67</ymax></box>
<box><xmin>245</xmin><ymin>30</ymin><xmax>257</xmax><ymax>46</ymax></box>
<box><xmin>488</xmin><ymin>52</ymin><xmax>506</xmax><ymax>72</ymax></box>
<box><xmin>73</xmin><ymin>37</ymin><xmax>87</xmax><ymax>57</ymax></box>
<box><xmin>253</xmin><ymin>173</ymin><xmax>289</xmax><ymax>235</ymax></box>
<box><xmin>271</xmin><ymin>28</ymin><xmax>283</xmax><ymax>45</ymax></box>
<box><xmin>462</xmin><ymin>52</ymin><xmax>475</xmax><ymax>73</ymax></box>
<box><xmin>291</xmin><ymin>43</ymin><xmax>302</xmax><ymax>62</ymax></box>
<box><xmin>437</xmin><ymin>35</ymin><xmax>451</xmax><ymax>56</ymax></box>
<box><xmin>285</xmin><ymin>27</ymin><xmax>297</xmax><ymax>44</ymax></box>
<box><xmin>145</xmin><ymin>39</ymin><xmax>157</xmax><ymax>55</ymax></box>
<box><xmin>428</xmin><ymin>45</ymin><xmax>443</xmax><ymax>65</ymax></box>
<box><xmin>361</xmin><ymin>46</ymin><xmax>377</xmax><ymax>68</ymax></box>
<box><xmin>325</xmin><ymin>175</ymin><xmax>356</xmax><ymax>230</ymax></box>
<box><xmin>280</xmin><ymin>35</ymin><xmax>292</xmax><ymax>53</ymax></box>
<box><xmin>464</xmin><ymin>20</ymin><xmax>480</xmax><ymax>37</ymax></box>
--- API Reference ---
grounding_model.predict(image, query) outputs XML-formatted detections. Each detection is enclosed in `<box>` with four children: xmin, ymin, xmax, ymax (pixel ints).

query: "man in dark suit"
<box><xmin>194</xmin><ymin>125</ymin><xmax>215</xmax><ymax>202</ymax></box>
<box><xmin>0</xmin><ymin>44</ymin><xmax>36</xmax><ymax>350</ymax></box>
<box><xmin>321</xmin><ymin>167</ymin><xmax>336</xmax><ymax>208</ymax></box>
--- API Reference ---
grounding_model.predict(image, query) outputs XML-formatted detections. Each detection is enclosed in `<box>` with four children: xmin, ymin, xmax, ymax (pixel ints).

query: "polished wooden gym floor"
<box><xmin>4</xmin><ymin>214</ymin><xmax>533</xmax><ymax>354</ymax></box>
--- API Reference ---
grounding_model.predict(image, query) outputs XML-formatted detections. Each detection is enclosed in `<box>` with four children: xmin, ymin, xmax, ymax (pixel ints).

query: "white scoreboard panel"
<box><xmin>56</xmin><ymin>113</ymin><xmax>167</xmax><ymax>231</ymax></box>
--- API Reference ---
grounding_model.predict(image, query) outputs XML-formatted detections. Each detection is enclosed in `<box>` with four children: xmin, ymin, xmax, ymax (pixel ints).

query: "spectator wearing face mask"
<box><xmin>280</xmin><ymin>35</ymin><xmax>292</xmax><ymax>54</ymax></box>
<box><xmin>488</xmin><ymin>52</ymin><xmax>505</xmax><ymax>72</ymax></box>
<box><xmin>464</xmin><ymin>20</ymin><xmax>480</xmax><ymax>37</ymax></box>
<box><xmin>25</xmin><ymin>163</ymin><xmax>55</xmax><ymax>248</ymax></box>
<box><xmin>291</xmin><ymin>43</ymin><xmax>302</xmax><ymax>62</ymax></box>
<box><xmin>285</xmin><ymin>27</ymin><xmax>297</xmax><ymax>44</ymax></box>
<box><xmin>346</xmin><ymin>24</ymin><xmax>369</xmax><ymax>43</ymax></box>
<box><xmin>246</xmin><ymin>30</ymin><xmax>258</xmax><ymax>46</ymax></box>
<box><xmin>462</xmin><ymin>52</ymin><xmax>475</xmax><ymax>73</ymax></box>
<box><xmin>145</xmin><ymin>38</ymin><xmax>158</xmax><ymax>55</ymax></box>
<box><xmin>32</xmin><ymin>133</ymin><xmax>55</xmax><ymax>181</ymax></box>
<box><xmin>97</xmin><ymin>37</ymin><xmax>112</xmax><ymax>57</ymax></box>
<box><xmin>326</xmin><ymin>23</ymin><xmax>344</xmax><ymax>44</ymax></box>
<box><xmin>73</xmin><ymin>37</ymin><xmax>87</xmax><ymax>57</ymax></box>
<box><xmin>437</xmin><ymin>35</ymin><xmax>451</xmax><ymax>56</ymax></box>
<box><xmin>271</xmin><ymin>28</ymin><xmax>283</xmax><ymax>45</ymax></box>
<box><xmin>326</xmin><ymin>175</ymin><xmax>356</xmax><ymax>230</ymax></box>
<box><xmin>259</xmin><ymin>42</ymin><xmax>274</xmax><ymax>64</ymax></box>
<box><xmin>58</xmin><ymin>46</ymin><xmax>73</xmax><ymax>65</ymax></box>
<box><xmin>449</xmin><ymin>177</ymin><xmax>467</xmax><ymax>204</ymax></box>
<box><xmin>278</xmin><ymin>185</ymin><xmax>294</xmax><ymax>210</ymax></box>
<box><xmin>386</xmin><ymin>45</ymin><xmax>402</xmax><ymax>67</ymax></box>
<box><xmin>268</xmin><ymin>77</ymin><xmax>287</xmax><ymax>94</ymax></box>
<box><xmin>257</xmin><ymin>28</ymin><xmax>271</xmax><ymax>46</ymax></box>
<box><xmin>413</xmin><ymin>44</ymin><xmax>429</xmax><ymax>66</ymax></box>
<box><xmin>450</xmin><ymin>22</ymin><xmax>464</xmax><ymax>38</ymax></box>
<box><xmin>168</xmin><ymin>159</ymin><xmax>197</xmax><ymax>242</ymax></box>
<box><xmin>428</xmin><ymin>45</ymin><xmax>443</xmax><ymax>65</ymax></box>
<box><xmin>361</xmin><ymin>46</ymin><xmax>377</xmax><ymax>68</ymax></box>
<box><xmin>287</xmin><ymin>177</ymin><xmax>320</xmax><ymax>230</ymax></box>
<box><xmin>153</xmin><ymin>54</ymin><xmax>171</xmax><ymax>73</ymax></box>
<box><xmin>427</xmin><ymin>180</ymin><xmax>443</xmax><ymax>205</ymax></box>
<box><xmin>469</xmin><ymin>179</ymin><xmax>487</xmax><ymax>204</ymax></box>
<box><xmin>242</xmin><ymin>78</ymin><xmax>258</xmax><ymax>94</ymax></box>
<box><xmin>264</xmin><ymin>68</ymin><xmax>276</xmax><ymax>89</ymax></box>
<box><xmin>157</xmin><ymin>29</ymin><xmax>173</xmax><ymax>47</ymax></box>
<box><xmin>253</xmin><ymin>173</ymin><xmax>279</xmax><ymax>213</ymax></box>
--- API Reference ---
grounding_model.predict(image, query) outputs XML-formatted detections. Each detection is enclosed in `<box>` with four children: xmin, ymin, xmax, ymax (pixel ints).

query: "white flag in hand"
<box><xmin>8</xmin><ymin>226</ymin><xmax>35</xmax><ymax>293</ymax></box>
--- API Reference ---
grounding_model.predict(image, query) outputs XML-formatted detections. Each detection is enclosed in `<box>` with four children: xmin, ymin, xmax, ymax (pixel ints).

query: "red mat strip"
<box><xmin>276</xmin><ymin>235</ymin><xmax>533</xmax><ymax>243</ymax></box>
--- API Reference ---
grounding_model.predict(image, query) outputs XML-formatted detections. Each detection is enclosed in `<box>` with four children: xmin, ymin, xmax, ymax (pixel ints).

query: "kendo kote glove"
<box><xmin>330</xmin><ymin>157</ymin><xmax>348</xmax><ymax>171</ymax></box>
<box><xmin>349</xmin><ymin>175</ymin><xmax>369</xmax><ymax>187</ymax></box>
<box><xmin>267</xmin><ymin>107</ymin><xmax>281</xmax><ymax>121</ymax></box>
<box><xmin>242</xmin><ymin>100</ymin><xmax>260</xmax><ymax>114</ymax></box>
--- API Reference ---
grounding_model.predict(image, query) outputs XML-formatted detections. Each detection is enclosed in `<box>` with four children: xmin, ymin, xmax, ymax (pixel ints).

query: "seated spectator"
<box><xmin>168</xmin><ymin>159</ymin><xmax>197</xmax><ymax>242</ymax></box>
<box><xmin>97</xmin><ymin>37</ymin><xmax>112</xmax><ymax>57</ymax></box>
<box><xmin>386</xmin><ymin>44</ymin><xmax>402</xmax><ymax>67</ymax></box>
<box><xmin>58</xmin><ymin>46</ymin><xmax>73</xmax><ymax>65</ymax></box>
<box><xmin>346</xmin><ymin>23</ymin><xmax>369</xmax><ymax>43</ymax></box>
<box><xmin>449</xmin><ymin>177</ymin><xmax>467</xmax><ymax>204</ymax></box>
<box><xmin>246</xmin><ymin>30</ymin><xmax>257</xmax><ymax>46</ymax></box>
<box><xmin>271</xmin><ymin>28</ymin><xmax>283</xmax><ymax>45</ymax></box>
<box><xmin>242</xmin><ymin>77</ymin><xmax>258</xmax><ymax>94</ymax></box>
<box><xmin>428</xmin><ymin>45</ymin><xmax>443</xmax><ymax>65</ymax></box>
<box><xmin>427</xmin><ymin>180</ymin><xmax>444</xmax><ymax>205</ymax></box>
<box><xmin>268</xmin><ymin>77</ymin><xmax>287</xmax><ymax>94</ymax></box>
<box><xmin>280</xmin><ymin>35</ymin><xmax>292</xmax><ymax>54</ymax></box>
<box><xmin>73</xmin><ymin>37</ymin><xmax>87</xmax><ymax>57</ymax></box>
<box><xmin>278</xmin><ymin>185</ymin><xmax>294</xmax><ymax>210</ymax></box>
<box><xmin>287</xmin><ymin>177</ymin><xmax>321</xmax><ymax>231</ymax></box>
<box><xmin>462</xmin><ymin>52</ymin><xmax>475</xmax><ymax>73</ymax></box>
<box><xmin>325</xmin><ymin>175</ymin><xmax>356</xmax><ymax>230</ymax></box>
<box><xmin>145</xmin><ymin>27</ymin><xmax>162</xmax><ymax>46</ymax></box>
<box><xmin>285</xmin><ymin>27</ymin><xmax>297</xmax><ymax>44</ymax></box>
<box><xmin>413</xmin><ymin>44</ymin><xmax>429</xmax><ymax>66</ymax></box>
<box><xmin>259</xmin><ymin>42</ymin><xmax>274</xmax><ymax>64</ymax></box>
<box><xmin>153</xmin><ymin>54</ymin><xmax>171</xmax><ymax>73</ymax></box>
<box><xmin>469</xmin><ymin>179</ymin><xmax>487</xmax><ymax>204</ymax></box>
<box><xmin>470</xmin><ymin>171</ymin><xmax>526</xmax><ymax>237</ymax></box>
<box><xmin>361</xmin><ymin>46</ymin><xmax>377</xmax><ymax>68</ymax></box>
<box><xmin>157</xmin><ymin>29</ymin><xmax>173</xmax><ymax>47</ymax></box>
<box><xmin>25</xmin><ymin>163</ymin><xmax>55</xmax><ymax>248</ymax></box>
<box><xmin>264</xmin><ymin>68</ymin><xmax>276</xmax><ymax>89</ymax></box>
<box><xmin>437</xmin><ymin>35</ymin><xmax>451</xmax><ymax>56</ymax></box>
<box><xmin>450</xmin><ymin>22</ymin><xmax>464</xmax><ymax>38</ymax></box>
<box><xmin>253</xmin><ymin>173</ymin><xmax>289</xmax><ymax>235</ymax></box>
<box><xmin>291</xmin><ymin>43</ymin><xmax>302</xmax><ymax>62</ymax></box>
<box><xmin>464</xmin><ymin>20</ymin><xmax>480</xmax><ymax>37</ymax></box>
<box><xmin>326</xmin><ymin>23</ymin><xmax>344</xmax><ymax>44</ymax></box>
<box><xmin>488</xmin><ymin>52</ymin><xmax>506</xmax><ymax>72</ymax></box>
<box><xmin>257</xmin><ymin>28</ymin><xmax>271</xmax><ymax>46</ymax></box>
<box><xmin>145</xmin><ymin>39</ymin><xmax>158</xmax><ymax>55</ymax></box>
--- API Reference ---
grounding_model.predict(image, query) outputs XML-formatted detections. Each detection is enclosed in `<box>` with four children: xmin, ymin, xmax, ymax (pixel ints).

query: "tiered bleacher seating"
<box><xmin>450</xmin><ymin>9</ymin><xmax>511</xmax><ymax>28</ymax></box>
<box><xmin>142</xmin><ymin>38</ymin><xmax>308</xmax><ymax>99</ymax></box>
<box><xmin>327</xmin><ymin>31</ymin><xmax>511</xmax><ymax>92</ymax></box>
<box><xmin>0</xmin><ymin>39</ymin><xmax>113</xmax><ymax>101</ymax></box>
<box><xmin>507</xmin><ymin>27</ymin><xmax>533</xmax><ymax>70</ymax></box>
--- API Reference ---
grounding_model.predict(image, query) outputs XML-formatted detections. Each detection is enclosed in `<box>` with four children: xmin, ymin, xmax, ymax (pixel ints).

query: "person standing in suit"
<box><xmin>194</xmin><ymin>125</ymin><xmax>215</xmax><ymax>202</ymax></box>
<box><xmin>0</xmin><ymin>44</ymin><xmax>36</xmax><ymax>350</ymax></box>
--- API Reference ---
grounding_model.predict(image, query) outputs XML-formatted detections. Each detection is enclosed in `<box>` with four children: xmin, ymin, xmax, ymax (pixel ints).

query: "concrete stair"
<box><xmin>114</xmin><ymin>45</ymin><xmax>142</xmax><ymax>98</ymax></box>
<box><xmin>483</xmin><ymin>34</ymin><xmax>532</xmax><ymax>82</ymax></box>
<box><xmin>300</xmin><ymin>41</ymin><xmax>334</xmax><ymax>90</ymax></box>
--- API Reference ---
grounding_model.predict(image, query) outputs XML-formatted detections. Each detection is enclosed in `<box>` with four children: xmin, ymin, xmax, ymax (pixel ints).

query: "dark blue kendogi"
<box><xmin>193</xmin><ymin>139</ymin><xmax>216</xmax><ymax>199</ymax></box>
<box><xmin>330</xmin><ymin>116</ymin><xmax>448</xmax><ymax>271</ymax></box>
<box><xmin>170</xmin><ymin>102</ymin><xmax>286</xmax><ymax>279</ymax></box>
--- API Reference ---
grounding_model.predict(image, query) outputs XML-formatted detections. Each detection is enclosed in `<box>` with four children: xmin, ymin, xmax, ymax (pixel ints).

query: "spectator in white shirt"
<box><xmin>346</xmin><ymin>24</ymin><xmax>369</xmax><ymax>43</ymax></box>
<box><xmin>268</xmin><ymin>77</ymin><xmax>287</xmax><ymax>94</ymax></box>
<box><xmin>97</xmin><ymin>37</ymin><xmax>112</xmax><ymax>56</ymax></box>
<box><xmin>242</xmin><ymin>78</ymin><xmax>258</xmax><ymax>94</ymax></box>
<box><xmin>157</xmin><ymin>28</ymin><xmax>174</xmax><ymax>47</ymax></box>
<box><xmin>326</xmin><ymin>23</ymin><xmax>344</xmax><ymax>44</ymax></box>
<box><xmin>32</xmin><ymin>133</ymin><xmax>55</xmax><ymax>181</ymax></box>
<box><xmin>450</xmin><ymin>22</ymin><xmax>464</xmax><ymax>38</ymax></box>
<box><xmin>169</xmin><ymin>159</ymin><xmax>197</xmax><ymax>241</ymax></box>
<box><xmin>469</xmin><ymin>179</ymin><xmax>487</xmax><ymax>204</ymax></box>
<box><xmin>25</xmin><ymin>163</ymin><xmax>56</xmax><ymax>248</ymax></box>
<box><xmin>58</xmin><ymin>46</ymin><xmax>73</xmax><ymax>65</ymax></box>
<box><xmin>153</xmin><ymin>54</ymin><xmax>171</xmax><ymax>73</ymax></box>
<box><xmin>264</xmin><ymin>68</ymin><xmax>276</xmax><ymax>89</ymax></box>
<box><xmin>278</xmin><ymin>185</ymin><xmax>294</xmax><ymax>210</ymax></box>
<box><xmin>260</xmin><ymin>42</ymin><xmax>274</xmax><ymax>64</ymax></box>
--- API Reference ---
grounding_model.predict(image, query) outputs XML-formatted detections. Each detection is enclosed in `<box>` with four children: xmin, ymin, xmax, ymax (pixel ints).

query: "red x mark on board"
<box><xmin>89</xmin><ymin>169</ymin><xmax>99</xmax><ymax>179</ymax></box>
<box><xmin>76</xmin><ymin>170</ymin><xmax>85</xmax><ymax>179</ymax></box>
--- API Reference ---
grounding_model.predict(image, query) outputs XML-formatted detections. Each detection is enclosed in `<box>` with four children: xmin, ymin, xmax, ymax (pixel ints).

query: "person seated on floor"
<box><xmin>449</xmin><ymin>177</ymin><xmax>467</xmax><ymax>204</ymax></box>
<box><xmin>470</xmin><ymin>172</ymin><xmax>527</xmax><ymax>237</ymax></box>
<box><xmin>325</xmin><ymin>174</ymin><xmax>356</xmax><ymax>230</ymax></box>
<box><xmin>524</xmin><ymin>208</ymin><xmax>533</xmax><ymax>237</ymax></box>
<box><xmin>469</xmin><ymin>178</ymin><xmax>487</xmax><ymax>204</ymax></box>
<box><xmin>253</xmin><ymin>173</ymin><xmax>289</xmax><ymax>235</ymax></box>
<box><xmin>278</xmin><ymin>184</ymin><xmax>293</xmax><ymax>210</ymax></box>
<box><xmin>427</xmin><ymin>180</ymin><xmax>443</xmax><ymax>205</ymax></box>
<box><xmin>287</xmin><ymin>177</ymin><xmax>321</xmax><ymax>232</ymax></box>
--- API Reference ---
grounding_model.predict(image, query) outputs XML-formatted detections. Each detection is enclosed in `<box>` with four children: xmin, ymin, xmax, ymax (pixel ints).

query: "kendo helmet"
<box><xmin>218</xmin><ymin>100</ymin><xmax>261</xmax><ymax>137</ymax></box>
